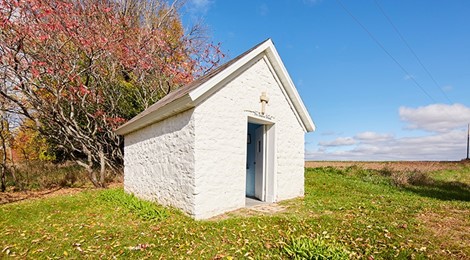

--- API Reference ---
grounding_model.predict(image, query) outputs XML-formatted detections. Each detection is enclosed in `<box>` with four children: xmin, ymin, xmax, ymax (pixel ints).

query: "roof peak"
<box><xmin>115</xmin><ymin>38</ymin><xmax>315</xmax><ymax>135</ymax></box>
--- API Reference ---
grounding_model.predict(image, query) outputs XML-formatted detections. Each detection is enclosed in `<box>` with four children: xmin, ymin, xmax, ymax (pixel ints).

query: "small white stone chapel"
<box><xmin>115</xmin><ymin>39</ymin><xmax>315</xmax><ymax>219</ymax></box>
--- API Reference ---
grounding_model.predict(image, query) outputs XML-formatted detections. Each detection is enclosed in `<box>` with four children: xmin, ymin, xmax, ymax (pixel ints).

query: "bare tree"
<box><xmin>0</xmin><ymin>0</ymin><xmax>223</xmax><ymax>187</ymax></box>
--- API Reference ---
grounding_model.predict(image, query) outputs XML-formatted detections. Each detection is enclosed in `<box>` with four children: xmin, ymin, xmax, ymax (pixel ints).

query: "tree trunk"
<box><xmin>0</xmin><ymin>119</ymin><xmax>7</xmax><ymax>192</ymax></box>
<box><xmin>98</xmin><ymin>148</ymin><xmax>106</xmax><ymax>188</ymax></box>
<box><xmin>1</xmin><ymin>166</ymin><xmax>5</xmax><ymax>192</ymax></box>
<box><xmin>77</xmin><ymin>144</ymin><xmax>102</xmax><ymax>188</ymax></box>
<box><xmin>9</xmin><ymin>166</ymin><xmax>20</xmax><ymax>190</ymax></box>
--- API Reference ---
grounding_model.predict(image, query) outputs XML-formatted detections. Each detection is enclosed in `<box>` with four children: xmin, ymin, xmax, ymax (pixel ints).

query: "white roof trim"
<box><xmin>188</xmin><ymin>41</ymin><xmax>271</xmax><ymax>101</ymax></box>
<box><xmin>115</xmin><ymin>39</ymin><xmax>315</xmax><ymax>135</ymax></box>
<box><xmin>189</xmin><ymin>39</ymin><xmax>314</xmax><ymax>132</ymax></box>
<box><xmin>115</xmin><ymin>95</ymin><xmax>193</xmax><ymax>135</ymax></box>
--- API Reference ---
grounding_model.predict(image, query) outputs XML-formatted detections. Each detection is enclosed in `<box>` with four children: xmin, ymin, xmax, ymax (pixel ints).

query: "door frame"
<box><xmin>246</xmin><ymin>116</ymin><xmax>276</xmax><ymax>203</ymax></box>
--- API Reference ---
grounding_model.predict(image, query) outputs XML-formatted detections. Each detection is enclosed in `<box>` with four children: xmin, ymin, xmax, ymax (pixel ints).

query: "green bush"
<box><xmin>99</xmin><ymin>188</ymin><xmax>168</xmax><ymax>221</ymax></box>
<box><xmin>283</xmin><ymin>236</ymin><xmax>349</xmax><ymax>260</ymax></box>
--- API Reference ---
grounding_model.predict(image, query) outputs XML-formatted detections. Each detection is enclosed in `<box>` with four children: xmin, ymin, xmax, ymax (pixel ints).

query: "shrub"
<box><xmin>378</xmin><ymin>166</ymin><xmax>393</xmax><ymax>177</ymax></box>
<box><xmin>283</xmin><ymin>236</ymin><xmax>349</xmax><ymax>260</ymax></box>
<box><xmin>9</xmin><ymin>162</ymin><xmax>88</xmax><ymax>191</ymax></box>
<box><xmin>344</xmin><ymin>165</ymin><xmax>366</xmax><ymax>176</ymax></box>
<box><xmin>408</xmin><ymin>170</ymin><xmax>433</xmax><ymax>186</ymax></box>
<box><xmin>3</xmin><ymin>161</ymin><xmax>123</xmax><ymax>191</ymax></box>
<box><xmin>309</xmin><ymin>167</ymin><xmax>343</xmax><ymax>175</ymax></box>
<box><xmin>390</xmin><ymin>170</ymin><xmax>432</xmax><ymax>187</ymax></box>
<box><xmin>99</xmin><ymin>188</ymin><xmax>168</xmax><ymax>221</ymax></box>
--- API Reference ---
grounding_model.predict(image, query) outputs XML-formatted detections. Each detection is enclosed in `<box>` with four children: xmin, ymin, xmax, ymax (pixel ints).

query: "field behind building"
<box><xmin>306</xmin><ymin>160</ymin><xmax>467</xmax><ymax>172</ymax></box>
<box><xmin>1</xmin><ymin>161</ymin><xmax>469</xmax><ymax>259</ymax></box>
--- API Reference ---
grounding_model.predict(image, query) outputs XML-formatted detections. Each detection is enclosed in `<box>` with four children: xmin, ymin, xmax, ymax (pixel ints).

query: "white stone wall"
<box><xmin>123</xmin><ymin>109</ymin><xmax>197</xmax><ymax>216</ymax></box>
<box><xmin>123</xmin><ymin>55</ymin><xmax>306</xmax><ymax>219</ymax></box>
<box><xmin>192</xmin><ymin>57</ymin><xmax>305</xmax><ymax>219</ymax></box>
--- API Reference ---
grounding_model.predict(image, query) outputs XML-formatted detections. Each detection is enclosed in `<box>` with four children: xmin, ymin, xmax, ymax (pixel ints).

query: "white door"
<box><xmin>254</xmin><ymin>125</ymin><xmax>265</xmax><ymax>200</ymax></box>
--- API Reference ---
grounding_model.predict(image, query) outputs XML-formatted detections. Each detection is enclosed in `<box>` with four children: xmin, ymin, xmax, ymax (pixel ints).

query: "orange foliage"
<box><xmin>12</xmin><ymin>120</ymin><xmax>54</xmax><ymax>162</ymax></box>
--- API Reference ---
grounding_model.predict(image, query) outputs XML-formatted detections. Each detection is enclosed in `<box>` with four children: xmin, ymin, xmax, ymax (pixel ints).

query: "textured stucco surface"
<box><xmin>123</xmin><ymin>109</ymin><xmax>197</xmax><ymax>216</ymax></box>
<box><xmin>193</xmin><ymin>57</ymin><xmax>305</xmax><ymax>219</ymax></box>
<box><xmin>123</xmin><ymin>56</ymin><xmax>306</xmax><ymax>220</ymax></box>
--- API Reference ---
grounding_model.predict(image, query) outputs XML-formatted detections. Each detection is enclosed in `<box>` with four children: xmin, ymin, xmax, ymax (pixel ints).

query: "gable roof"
<box><xmin>115</xmin><ymin>39</ymin><xmax>315</xmax><ymax>135</ymax></box>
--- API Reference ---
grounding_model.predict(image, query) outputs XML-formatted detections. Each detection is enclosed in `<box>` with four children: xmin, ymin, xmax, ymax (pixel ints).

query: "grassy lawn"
<box><xmin>1</xmin><ymin>166</ymin><xmax>469</xmax><ymax>259</ymax></box>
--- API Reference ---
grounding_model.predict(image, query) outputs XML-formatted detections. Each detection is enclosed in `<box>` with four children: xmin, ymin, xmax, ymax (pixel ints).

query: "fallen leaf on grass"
<box><xmin>73</xmin><ymin>242</ymin><xmax>83</xmax><ymax>253</ymax></box>
<box><xmin>127</xmin><ymin>244</ymin><xmax>153</xmax><ymax>251</ymax></box>
<box><xmin>2</xmin><ymin>248</ymin><xmax>10</xmax><ymax>255</ymax></box>
<box><xmin>2</xmin><ymin>245</ymin><xmax>14</xmax><ymax>255</ymax></box>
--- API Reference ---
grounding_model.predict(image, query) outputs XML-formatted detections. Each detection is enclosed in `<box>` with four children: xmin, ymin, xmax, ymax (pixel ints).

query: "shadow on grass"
<box><xmin>403</xmin><ymin>180</ymin><xmax>470</xmax><ymax>201</ymax></box>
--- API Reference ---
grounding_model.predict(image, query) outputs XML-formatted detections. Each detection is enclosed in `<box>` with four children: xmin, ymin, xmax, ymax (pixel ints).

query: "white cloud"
<box><xmin>308</xmin><ymin>104</ymin><xmax>470</xmax><ymax>161</ymax></box>
<box><xmin>318</xmin><ymin>132</ymin><xmax>392</xmax><ymax>147</ymax></box>
<box><xmin>319</xmin><ymin>137</ymin><xmax>356</xmax><ymax>147</ymax></box>
<box><xmin>307</xmin><ymin>129</ymin><xmax>467</xmax><ymax>161</ymax></box>
<box><xmin>320</xmin><ymin>130</ymin><xmax>342</xmax><ymax>136</ymax></box>
<box><xmin>403</xmin><ymin>74</ymin><xmax>415</xmax><ymax>81</ymax></box>
<box><xmin>399</xmin><ymin>103</ymin><xmax>470</xmax><ymax>133</ymax></box>
<box><xmin>355</xmin><ymin>131</ymin><xmax>393</xmax><ymax>142</ymax></box>
<box><xmin>188</xmin><ymin>0</ymin><xmax>213</xmax><ymax>15</ymax></box>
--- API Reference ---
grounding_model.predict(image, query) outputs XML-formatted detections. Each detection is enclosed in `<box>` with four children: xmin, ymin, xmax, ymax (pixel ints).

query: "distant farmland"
<box><xmin>305</xmin><ymin>160</ymin><xmax>467</xmax><ymax>172</ymax></box>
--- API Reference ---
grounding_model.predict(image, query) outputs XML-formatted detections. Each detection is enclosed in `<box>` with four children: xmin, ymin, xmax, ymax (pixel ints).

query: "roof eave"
<box><xmin>115</xmin><ymin>95</ymin><xmax>194</xmax><ymax>135</ymax></box>
<box><xmin>115</xmin><ymin>38</ymin><xmax>316</xmax><ymax>135</ymax></box>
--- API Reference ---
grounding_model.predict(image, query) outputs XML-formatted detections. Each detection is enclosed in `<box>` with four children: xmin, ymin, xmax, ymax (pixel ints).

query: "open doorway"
<box><xmin>246</xmin><ymin>123</ymin><xmax>262</xmax><ymax>200</ymax></box>
<box><xmin>245</xmin><ymin>119</ymin><xmax>275</xmax><ymax>203</ymax></box>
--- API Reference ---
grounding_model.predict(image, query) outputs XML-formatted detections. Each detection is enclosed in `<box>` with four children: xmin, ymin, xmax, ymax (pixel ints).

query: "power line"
<box><xmin>336</xmin><ymin>0</ymin><xmax>467</xmax><ymax>160</ymax></box>
<box><xmin>374</xmin><ymin>0</ymin><xmax>453</xmax><ymax>104</ymax></box>
<box><xmin>370</xmin><ymin>0</ymin><xmax>463</xmax><ymax>127</ymax></box>
<box><xmin>335</xmin><ymin>0</ymin><xmax>437</xmax><ymax>103</ymax></box>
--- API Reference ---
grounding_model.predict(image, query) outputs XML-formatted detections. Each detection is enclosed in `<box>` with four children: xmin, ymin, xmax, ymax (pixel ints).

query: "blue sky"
<box><xmin>184</xmin><ymin>0</ymin><xmax>470</xmax><ymax>161</ymax></box>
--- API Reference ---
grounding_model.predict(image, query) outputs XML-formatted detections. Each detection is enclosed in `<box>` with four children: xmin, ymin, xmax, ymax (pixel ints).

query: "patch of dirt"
<box><xmin>210</xmin><ymin>203</ymin><xmax>287</xmax><ymax>220</ymax></box>
<box><xmin>0</xmin><ymin>187</ymin><xmax>82</xmax><ymax>204</ymax></box>
<box><xmin>305</xmin><ymin>161</ymin><xmax>464</xmax><ymax>172</ymax></box>
<box><xmin>0</xmin><ymin>182</ymin><xmax>123</xmax><ymax>205</ymax></box>
<box><xmin>417</xmin><ymin>208</ymin><xmax>470</xmax><ymax>259</ymax></box>
<box><xmin>248</xmin><ymin>203</ymin><xmax>287</xmax><ymax>213</ymax></box>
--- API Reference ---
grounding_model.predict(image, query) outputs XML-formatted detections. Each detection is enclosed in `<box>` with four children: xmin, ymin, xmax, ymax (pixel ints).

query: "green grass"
<box><xmin>1</xmin><ymin>166</ymin><xmax>469</xmax><ymax>259</ymax></box>
<box><xmin>283</xmin><ymin>236</ymin><xmax>350</xmax><ymax>259</ymax></box>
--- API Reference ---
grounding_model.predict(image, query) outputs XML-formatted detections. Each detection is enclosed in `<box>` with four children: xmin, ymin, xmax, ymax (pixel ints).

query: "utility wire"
<box><xmin>335</xmin><ymin>0</ymin><xmax>437</xmax><ymax>103</ymax></box>
<box><xmin>374</xmin><ymin>0</ymin><xmax>453</xmax><ymax>104</ymax></box>
<box><xmin>338</xmin><ymin>0</ymin><xmax>467</xmax><ymax>158</ymax></box>
<box><xmin>337</xmin><ymin>0</ymin><xmax>467</xmax><ymax>159</ymax></box>
<box><xmin>371</xmin><ymin>0</ymin><xmax>465</xmax><ymax>128</ymax></box>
